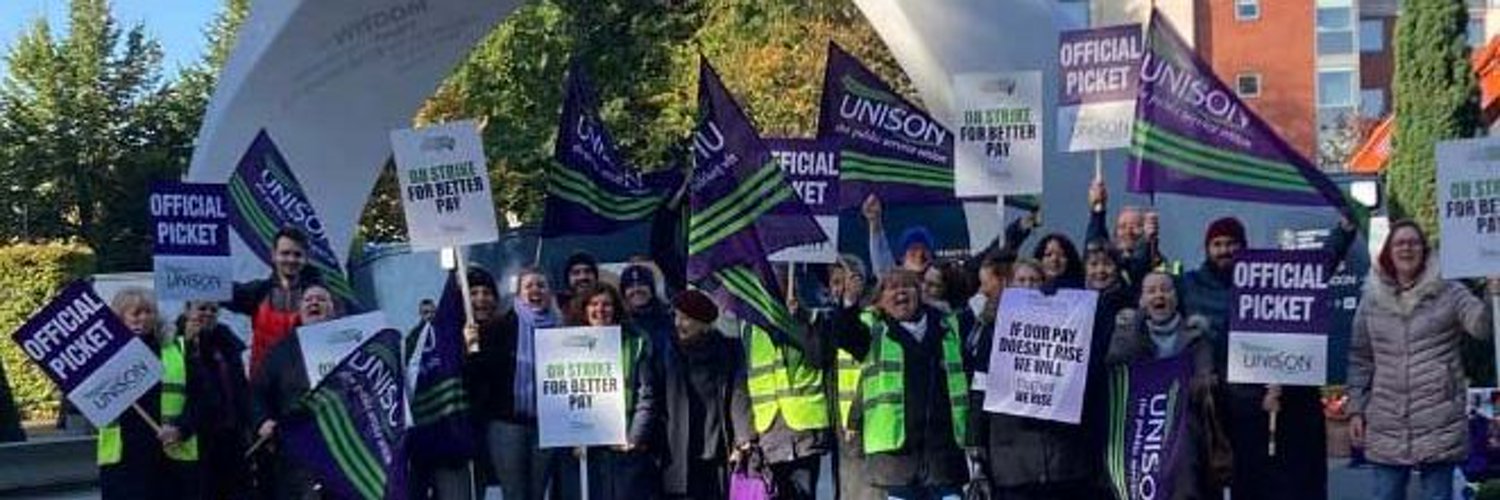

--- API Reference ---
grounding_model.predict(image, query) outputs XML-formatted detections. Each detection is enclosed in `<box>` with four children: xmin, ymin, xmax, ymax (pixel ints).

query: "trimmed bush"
<box><xmin>0</xmin><ymin>243</ymin><xmax>95</xmax><ymax>422</ymax></box>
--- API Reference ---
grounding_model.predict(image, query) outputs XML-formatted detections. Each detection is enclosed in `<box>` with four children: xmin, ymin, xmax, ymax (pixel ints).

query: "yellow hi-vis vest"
<box><xmin>833</xmin><ymin>309</ymin><xmax>878</xmax><ymax>428</ymax></box>
<box><xmin>98</xmin><ymin>335</ymin><xmax>198</xmax><ymax>465</ymax></box>
<box><xmin>746</xmin><ymin>324</ymin><xmax>830</xmax><ymax>433</ymax></box>
<box><xmin>859</xmin><ymin>312</ymin><xmax>969</xmax><ymax>455</ymax></box>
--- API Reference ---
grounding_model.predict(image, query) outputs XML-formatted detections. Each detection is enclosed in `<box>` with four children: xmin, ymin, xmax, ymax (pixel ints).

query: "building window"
<box><xmin>1236</xmin><ymin>73</ymin><xmax>1263</xmax><ymax>98</ymax></box>
<box><xmin>1360</xmin><ymin>89</ymin><xmax>1386</xmax><ymax>118</ymax></box>
<box><xmin>1359</xmin><ymin>20</ymin><xmax>1385</xmax><ymax>53</ymax></box>
<box><xmin>1468</xmin><ymin>19</ymin><xmax>1487</xmax><ymax>47</ymax></box>
<box><xmin>1318</xmin><ymin>68</ymin><xmax>1356</xmax><ymax>108</ymax></box>
<box><xmin>1236</xmin><ymin>0</ymin><xmax>1260</xmax><ymax>21</ymax></box>
<box><xmin>1317</xmin><ymin>6</ymin><xmax>1356</xmax><ymax>55</ymax></box>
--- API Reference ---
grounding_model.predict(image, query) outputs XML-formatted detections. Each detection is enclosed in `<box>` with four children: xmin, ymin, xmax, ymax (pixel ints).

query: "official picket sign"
<box><xmin>151</xmin><ymin>182</ymin><xmax>232</xmax><ymax>301</ymax></box>
<box><xmin>1227</xmin><ymin>250</ymin><xmax>1332</xmax><ymax>386</ymax></box>
<box><xmin>298</xmin><ymin>311</ymin><xmax>391</xmax><ymax>388</ymax></box>
<box><xmin>535</xmin><ymin>326</ymin><xmax>627</xmax><ymax>448</ymax></box>
<box><xmin>1057</xmin><ymin>24</ymin><xmax>1142</xmax><ymax>152</ymax></box>
<box><xmin>1436</xmin><ymin>137</ymin><xmax>1500</xmax><ymax>279</ymax></box>
<box><xmin>10</xmin><ymin>281</ymin><xmax>164</xmax><ymax>427</ymax></box>
<box><xmin>984</xmin><ymin>288</ymin><xmax>1098</xmax><ymax>423</ymax></box>
<box><xmin>767</xmin><ymin>139</ymin><xmax>840</xmax><ymax>263</ymax></box>
<box><xmin>390</xmin><ymin>120</ymin><xmax>500</xmax><ymax>251</ymax></box>
<box><xmin>953</xmin><ymin>71</ymin><xmax>1043</xmax><ymax>197</ymax></box>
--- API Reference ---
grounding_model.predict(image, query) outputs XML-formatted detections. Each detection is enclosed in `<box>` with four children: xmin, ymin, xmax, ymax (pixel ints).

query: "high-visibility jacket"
<box><xmin>833</xmin><ymin>309</ymin><xmax>878</xmax><ymax>428</ymax></box>
<box><xmin>99</xmin><ymin>336</ymin><xmax>198</xmax><ymax>465</ymax></box>
<box><xmin>746</xmin><ymin>324</ymin><xmax>829</xmax><ymax>433</ymax></box>
<box><xmin>622</xmin><ymin>326</ymin><xmax>649</xmax><ymax>429</ymax></box>
<box><xmin>859</xmin><ymin>312</ymin><xmax>968</xmax><ymax>454</ymax></box>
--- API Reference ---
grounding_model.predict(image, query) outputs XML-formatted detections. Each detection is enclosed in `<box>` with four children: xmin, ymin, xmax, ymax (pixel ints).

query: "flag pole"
<box><xmin>1094</xmin><ymin>150</ymin><xmax>1103</xmax><ymax>183</ymax></box>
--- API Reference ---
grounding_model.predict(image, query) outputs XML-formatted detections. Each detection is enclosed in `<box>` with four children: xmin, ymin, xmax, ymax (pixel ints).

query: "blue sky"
<box><xmin>0</xmin><ymin>0</ymin><xmax>219</xmax><ymax>78</ymax></box>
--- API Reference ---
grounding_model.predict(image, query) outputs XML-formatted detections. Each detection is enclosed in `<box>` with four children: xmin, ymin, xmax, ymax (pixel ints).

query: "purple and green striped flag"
<box><xmin>227</xmin><ymin>130</ymin><xmax>361</xmax><ymax>307</ymax></box>
<box><xmin>284</xmin><ymin>327</ymin><xmax>407</xmax><ymax>500</ymax></box>
<box><xmin>818</xmin><ymin>42</ymin><xmax>955</xmax><ymax>210</ymax></box>
<box><xmin>544</xmin><ymin>61</ymin><xmax>679</xmax><ymax>238</ymax></box>
<box><xmin>689</xmin><ymin>58</ymin><xmax>824</xmax><ymax>334</ymax></box>
<box><xmin>406</xmin><ymin>271</ymin><xmax>475</xmax><ymax>461</ymax></box>
<box><xmin>1106</xmin><ymin>350</ymin><xmax>1193</xmax><ymax>500</ymax></box>
<box><xmin>1128</xmin><ymin>11</ymin><xmax>1360</xmax><ymax>223</ymax></box>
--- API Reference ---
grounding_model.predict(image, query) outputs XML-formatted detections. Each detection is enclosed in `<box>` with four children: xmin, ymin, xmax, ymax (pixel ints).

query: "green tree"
<box><xmin>361</xmin><ymin>0</ymin><xmax>909</xmax><ymax>241</ymax></box>
<box><xmin>1390</xmin><ymin>0</ymin><xmax>1479</xmax><ymax>237</ymax></box>
<box><xmin>0</xmin><ymin>0</ymin><xmax>186</xmax><ymax>270</ymax></box>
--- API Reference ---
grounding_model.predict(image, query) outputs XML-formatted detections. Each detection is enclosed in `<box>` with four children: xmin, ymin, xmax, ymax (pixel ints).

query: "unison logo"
<box><xmin>837</xmin><ymin>75</ymin><xmax>948</xmax><ymax>147</ymax></box>
<box><xmin>1138</xmin><ymin>52</ymin><xmax>1249</xmax><ymax>129</ymax></box>
<box><xmin>254</xmin><ymin>162</ymin><xmax>327</xmax><ymax>239</ymax></box>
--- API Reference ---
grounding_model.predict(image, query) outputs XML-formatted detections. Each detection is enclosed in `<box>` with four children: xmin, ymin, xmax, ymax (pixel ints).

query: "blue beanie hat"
<box><xmin>898</xmin><ymin>226</ymin><xmax>936</xmax><ymax>257</ymax></box>
<box><xmin>620</xmin><ymin>265</ymin><xmax>656</xmax><ymax>290</ymax></box>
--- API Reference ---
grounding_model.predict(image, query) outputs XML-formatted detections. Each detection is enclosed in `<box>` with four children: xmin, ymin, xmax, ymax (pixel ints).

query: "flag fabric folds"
<box><xmin>405</xmin><ymin>271</ymin><xmax>475</xmax><ymax>461</ymax></box>
<box><xmin>1128</xmin><ymin>12</ymin><xmax>1357</xmax><ymax>222</ymax></box>
<box><xmin>1105</xmin><ymin>351</ymin><xmax>1193</xmax><ymax>500</ymax></box>
<box><xmin>818</xmin><ymin>42</ymin><xmax>956</xmax><ymax>209</ymax></box>
<box><xmin>688</xmin><ymin>58</ymin><xmax>824</xmax><ymax>334</ymax></box>
<box><xmin>283</xmin><ymin>328</ymin><xmax>408</xmax><ymax>500</ymax></box>
<box><xmin>544</xmin><ymin>61</ymin><xmax>679</xmax><ymax>237</ymax></box>
<box><xmin>227</xmin><ymin>130</ymin><xmax>361</xmax><ymax>306</ymax></box>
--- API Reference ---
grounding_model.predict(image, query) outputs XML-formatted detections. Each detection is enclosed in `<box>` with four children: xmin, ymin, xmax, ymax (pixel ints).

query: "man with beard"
<box><xmin>621</xmin><ymin>264</ymin><xmax>673</xmax><ymax>347</ymax></box>
<box><xmin>558</xmin><ymin>251</ymin><xmax>600</xmax><ymax>309</ymax></box>
<box><xmin>227</xmin><ymin>227</ymin><xmax>324</xmax><ymax>375</ymax></box>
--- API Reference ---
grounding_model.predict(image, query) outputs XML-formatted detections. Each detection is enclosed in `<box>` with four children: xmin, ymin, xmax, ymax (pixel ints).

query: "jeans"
<box><xmin>884</xmin><ymin>486</ymin><xmax>961</xmax><ymax>500</ymax></box>
<box><xmin>487</xmin><ymin>421</ymin><xmax>578</xmax><ymax>500</ymax></box>
<box><xmin>1371</xmin><ymin>463</ymin><xmax>1454</xmax><ymax>500</ymax></box>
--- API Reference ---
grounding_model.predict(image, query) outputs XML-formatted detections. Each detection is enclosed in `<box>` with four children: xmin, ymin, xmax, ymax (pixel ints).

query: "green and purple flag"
<box><xmin>689</xmin><ymin>59</ymin><xmax>824</xmax><ymax>334</ymax></box>
<box><xmin>818</xmin><ymin>43</ymin><xmax>955</xmax><ymax>209</ymax></box>
<box><xmin>227</xmin><ymin>130</ymin><xmax>360</xmax><ymax>306</ymax></box>
<box><xmin>1128</xmin><ymin>12</ymin><xmax>1356</xmax><ymax>222</ymax></box>
<box><xmin>406</xmin><ymin>271</ymin><xmax>475</xmax><ymax>461</ymax></box>
<box><xmin>544</xmin><ymin>61</ymin><xmax>679</xmax><ymax>238</ymax></box>
<box><xmin>1106</xmin><ymin>350</ymin><xmax>1193</xmax><ymax>500</ymax></box>
<box><xmin>284</xmin><ymin>327</ymin><xmax>407</xmax><ymax>500</ymax></box>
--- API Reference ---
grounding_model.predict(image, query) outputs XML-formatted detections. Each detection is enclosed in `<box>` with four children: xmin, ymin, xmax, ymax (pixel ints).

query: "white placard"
<box><xmin>298</xmin><ymin>311</ymin><xmax>389</xmax><ymax>388</ymax></box>
<box><xmin>1435</xmin><ymin>137</ymin><xmax>1500</xmax><ymax>279</ymax></box>
<box><xmin>983</xmin><ymin>288</ymin><xmax>1097</xmax><ymax>423</ymax></box>
<box><xmin>1226</xmin><ymin>332</ymin><xmax>1329</xmax><ymax>386</ymax></box>
<box><xmin>953</xmin><ymin>71</ymin><xmax>1043</xmax><ymax>197</ymax></box>
<box><xmin>535</xmin><ymin>326</ymin><xmax>627</xmax><ymax>448</ymax></box>
<box><xmin>72</xmin><ymin>339</ymin><xmax>165</xmax><ymax>427</ymax></box>
<box><xmin>390</xmin><ymin>120</ymin><xmax>501</xmax><ymax>251</ymax></box>
<box><xmin>153</xmin><ymin>255</ymin><xmax>233</xmax><ymax>302</ymax></box>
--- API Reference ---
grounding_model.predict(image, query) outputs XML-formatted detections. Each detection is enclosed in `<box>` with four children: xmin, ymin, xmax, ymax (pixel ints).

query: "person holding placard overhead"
<box><xmin>1348</xmin><ymin>220</ymin><xmax>1500</xmax><ymax>500</ymax></box>
<box><xmin>98</xmin><ymin>287</ymin><xmax>203</xmax><ymax>499</ymax></box>
<box><xmin>832</xmin><ymin>269</ymin><xmax>969</xmax><ymax>498</ymax></box>
<box><xmin>563</xmin><ymin>283</ymin><xmax>663</xmax><ymax>500</ymax></box>
<box><xmin>251</xmin><ymin>282</ymin><xmax>339</xmax><ymax>499</ymax></box>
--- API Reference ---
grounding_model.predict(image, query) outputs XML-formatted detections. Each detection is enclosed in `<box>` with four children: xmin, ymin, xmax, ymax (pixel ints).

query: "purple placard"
<box><xmin>1058</xmin><ymin>24</ymin><xmax>1142</xmax><ymax>107</ymax></box>
<box><xmin>150</xmin><ymin>181</ymin><xmax>230</xmax><ymax>257</ymax></box>
<box><xmin>766</xmin><ymin>139</ymin><xmax>840</xmax><ymax>216</ymax></box>
<box><xmin>11</xmin><ymin>281</ymin><xmax>136</xmax><ymax>393</ymax></box>
<box><xmin>1228</xmin><ymin>250</ymin><xmax>1332</xmax><ymax>335</ymax></box>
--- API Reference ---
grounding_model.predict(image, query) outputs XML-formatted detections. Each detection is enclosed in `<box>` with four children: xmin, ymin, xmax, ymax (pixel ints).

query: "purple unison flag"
<box><xmin>689</xmin><ymin>59</ymin><xmax>823</xmax><ymax>333</ymax></box>
<box><xmin>1106</xmin><ymin>350</ymin><xmax>1194</xmax><ymax>500</ymax></box>
<box><xmin>818</xmin><ymin>42</ymin><xmax>955</xmax><ymax>209</ymax></box>
<box><xmin>544</xmin><ymin>61</ymin><xmax>678</xmax><ymax>238</ymax></box>
<box><xmin>407</xmin><ymin>271</ymin><xmax>475</xmax><ymax>461</ymax></box>
<box><xmin>1228</xmin><ymin>249</ymin><xmax>1333</xmax><ymax>335</ymax></box>
<box><xmin>227</xmin><ymin>130</ymin><xmax>360</xmax><ymax>307</ymax></box>
<box><xmin>284</xmin><ymin>327</ymin><xmax>407</xmax><ymax>500</ymax></box>
<box><xmin>1128</xmin><ymin>11</ymin><xmax>1356</xmax><ymax>222</ymax></box>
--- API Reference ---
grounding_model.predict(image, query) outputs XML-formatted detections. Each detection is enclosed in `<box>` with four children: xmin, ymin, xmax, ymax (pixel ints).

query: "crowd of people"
<box><xmin>84</xmin><ymin>179</ymin><xmax>1500</xmax><ymax>500</ymax></box>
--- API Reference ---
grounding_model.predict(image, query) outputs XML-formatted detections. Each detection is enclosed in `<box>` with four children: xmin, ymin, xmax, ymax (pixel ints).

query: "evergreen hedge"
<box><xmin>0</xmin><ymin>243</ymin><xmax>95</xmax><ymax>423</ymax></box>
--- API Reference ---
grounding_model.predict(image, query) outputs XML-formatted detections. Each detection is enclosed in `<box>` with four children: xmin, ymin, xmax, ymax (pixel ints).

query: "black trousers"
<box><xmin>768</xmin><ymin>455</ymin><xmax>821</xmax><ymax>500</ymax></box>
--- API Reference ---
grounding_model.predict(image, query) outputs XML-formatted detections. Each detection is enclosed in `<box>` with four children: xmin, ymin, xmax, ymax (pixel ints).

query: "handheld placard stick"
<box><xmin>131</xmin><ymin>403</ymin><xmax>163</xmax><ymax>434</ymax></box>
<box><xmin>454</xmin><ymin>246</ymin><xmax>476</xmax><ymax>326</ymax></box>
<box><xmin>1268</xmin><ymin>384</ymin><xmax>1281</xmax><ymax>457</ymax></box>
<box><xmin>244</xmin><ymin>432</ymin><xmax>271</xmax><ymax>459</ymax></box>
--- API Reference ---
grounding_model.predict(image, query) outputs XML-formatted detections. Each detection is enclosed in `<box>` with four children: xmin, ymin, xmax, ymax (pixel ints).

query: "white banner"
<box><xmin>536</xmin><ymin>326</ymin><xmax>628</xmax><ymax>448</ymax></box>
<box><xmin>1226</xmin><ymin>332</ymin><xmax>1328</xmax><ymax>386</ymax></box>
<box><xmin>983</xmin><ymin>288</ymin><xmax>1097</xmax><ymax>423</ymax></box>
<box><xmin>391</xmin><ymin>120</ymin><xmax>500</xmax><ymax>251</ymax></box>
<box><xmin>298</xmin><ymin>311</ymin><xmax>390</xmax><ymax>387</ymax></box>
<box><xmin>1435</xmin><ymin>137</ymin><xmax>1500</xmax><ymax>279</ymax></box>
<box><xmin>954</xmin><ymin>71</ymin><xmax>1043</xmax><ymax>197</ymax></box>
